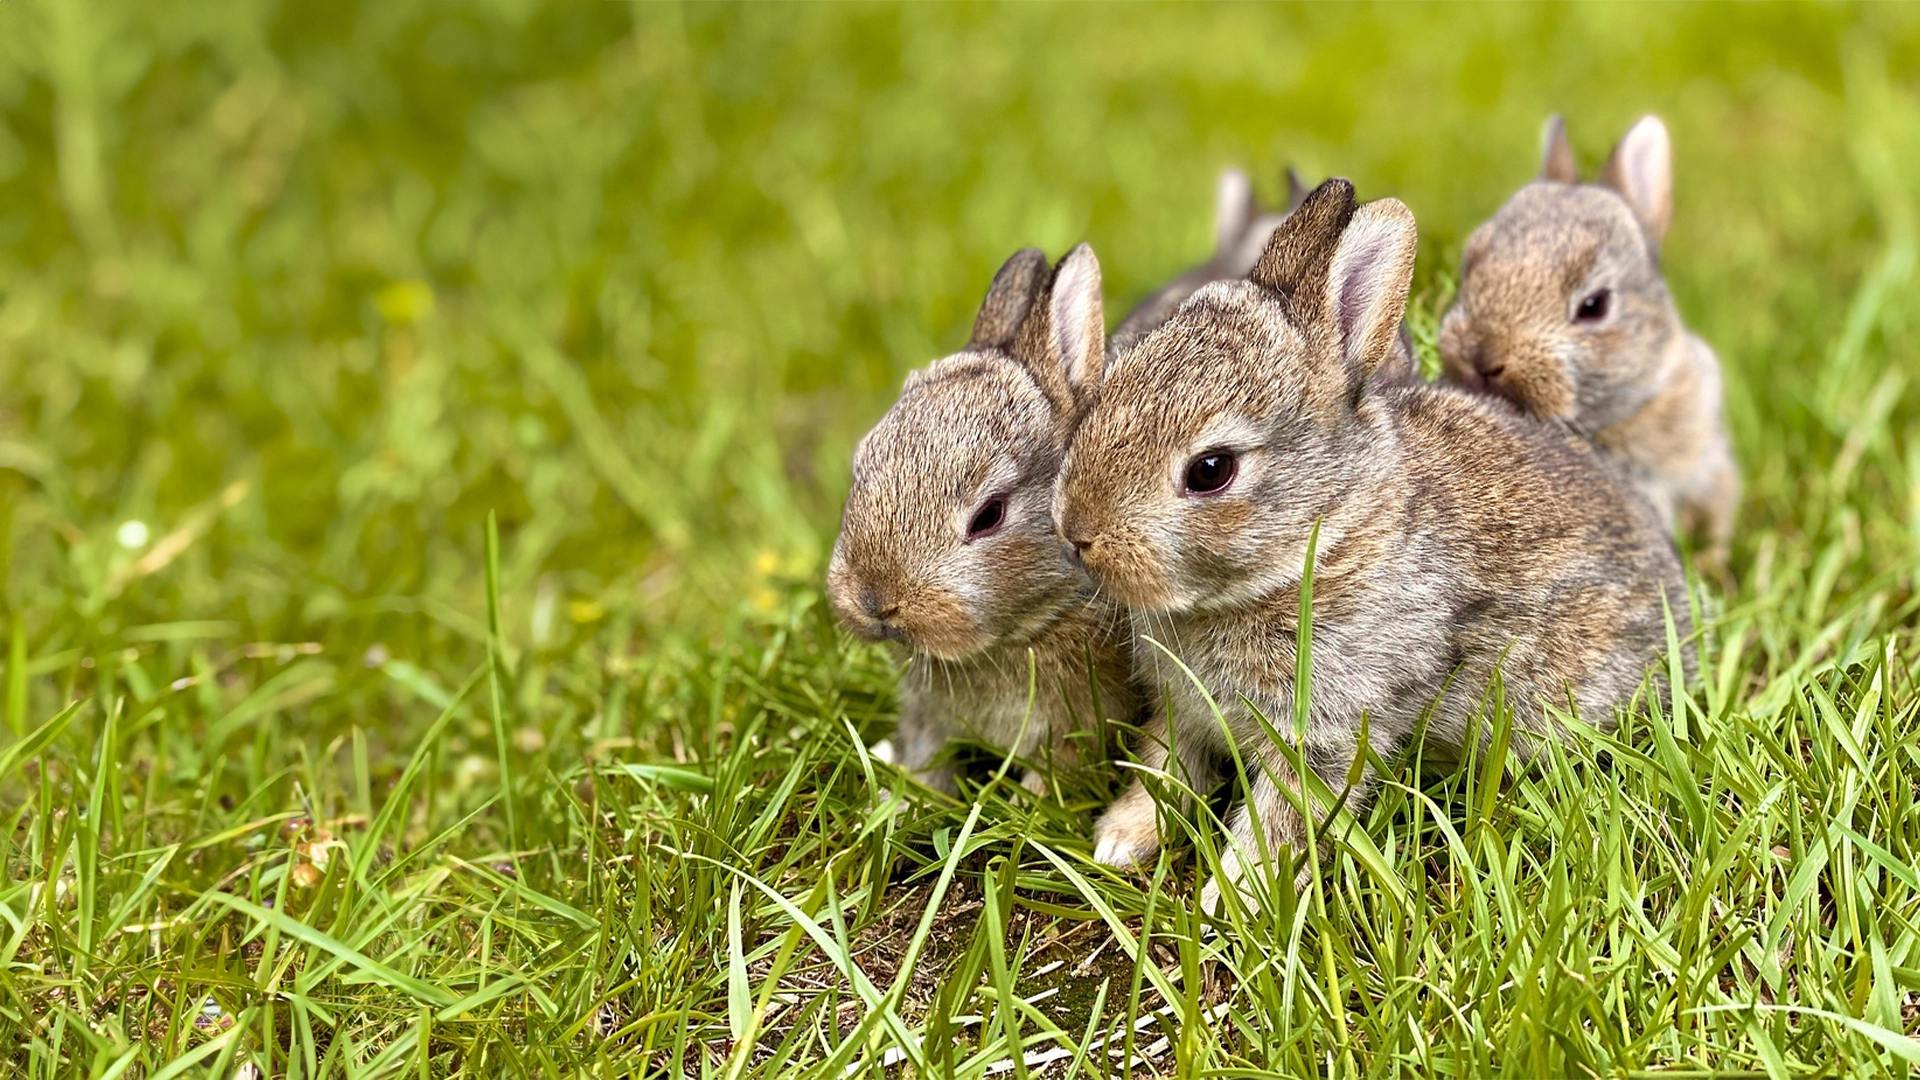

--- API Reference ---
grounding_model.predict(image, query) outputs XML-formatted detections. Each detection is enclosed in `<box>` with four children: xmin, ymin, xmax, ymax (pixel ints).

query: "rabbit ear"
<box><xmin>1250</xmin><ymin>177</ymin><xmax>1357</xmax><ymax>322</ymax></box>
<box><xmin>1285</xmin><ymin>166</ymin><xmax>1312</xmax><ymax>212</ymax></box>
<box><xmin>1213</xmin><ymin>169</ymin><xmax>1257</xmax><ymax>256</ymax></box>
<box><xmin>1048</xmin><ymin>244</ymin><xmax>1107</xmax><ymax>398</ymax></box>
<box><xmin>1540</xmin><ymin>114</ymin><xmax>1577</xmax><ymax>182</ymax></box>
<box><xmin>1600</xmin><ymin>114</ymin><xmax>1672</xmax><ymax>241</ymax></box>
<box><xmin>1325</xmin><ymin>198</ymin><xmax>1418</xmax><ymax>377</ymax></box>
<box><xmin>967</xmin><ymin>248</ymin><xmax>1050</xmax><ymax>351</ymax></box>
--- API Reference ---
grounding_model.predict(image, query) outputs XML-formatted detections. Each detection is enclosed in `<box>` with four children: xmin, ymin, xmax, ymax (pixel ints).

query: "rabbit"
<box><xmin>1438</xmin><ymin>114</ymin><xmax>1738</xmax><ymax>564</ymax></box>
<box><xmin>1115</xmin><ymin>166</ymin><xmax>1419</xmax><ymax>382</ymax></box>
<box><xmin>827</xmin><ymin>247</ymin><xmax>1140</xmax><ymax>797</ymax></box>
<box><xmin>1051</xmin><ymin>179</ymin><xmax>1689</xmax><ymax>913</ymax></box>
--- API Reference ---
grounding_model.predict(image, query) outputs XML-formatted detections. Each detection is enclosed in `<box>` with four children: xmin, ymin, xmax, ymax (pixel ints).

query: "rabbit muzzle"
<box><xmin>1055</xmin><ymin>522</ymin><xmax>1179</xmax><ymax>612</ymax></box>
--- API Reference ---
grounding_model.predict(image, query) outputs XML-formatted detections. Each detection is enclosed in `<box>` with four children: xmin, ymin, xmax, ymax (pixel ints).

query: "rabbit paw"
<box><xmin>1092</xmin><ymin>799</ymin><xmax>1161</xmax><ymax>868</ymax></box>
<box><xmin>1199</xmin><ymin>852</ymin><xmax>1314</xmax><ymax>917</ymax></box>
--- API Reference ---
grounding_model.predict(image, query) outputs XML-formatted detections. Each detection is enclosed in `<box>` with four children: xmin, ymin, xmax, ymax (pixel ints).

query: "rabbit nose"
<box><xmin>861</xmin><ymin>590</ymin><xmax>899</xmax><ymax>623</ymax></box>
<box><xmin>1065</xmin><ymin>535</ymin><xmax>1095</xmax><ymax>561</ymax></box>
<box><xmin>1467</xmin><ymin>343</ymin><xmax>1505</xmax><ymax>380</ymax></box>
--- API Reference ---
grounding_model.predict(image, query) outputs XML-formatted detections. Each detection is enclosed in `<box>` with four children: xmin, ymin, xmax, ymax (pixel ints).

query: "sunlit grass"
<box><xmin>1</xmin><ymin>2</ymin><xmax>1918</xmax><ymax>1076</ymax></box>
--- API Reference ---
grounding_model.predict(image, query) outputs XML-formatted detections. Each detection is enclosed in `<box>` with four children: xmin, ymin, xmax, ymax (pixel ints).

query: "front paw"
<box><xmin>1200</xmin><ymin>850</ymin><xmax>1313</xmax><ymax>917</ymax></box>
<box><xmin>1092</xmin><ymin>790</ymin><xmax>1161</xmax><ymax>868</ymax></box>
<box><xmin>1198</xmin><ymin>875</ymin><xmax>1228</xmax><ymax>918</ymax></box>
<box><xmin>1199</xmin><ymin>864</ymin><xmax>1260</xmax><ymax>918</ymax></box>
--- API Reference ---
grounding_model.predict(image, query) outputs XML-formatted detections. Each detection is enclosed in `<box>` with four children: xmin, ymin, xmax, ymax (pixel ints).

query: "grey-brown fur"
<box><xmin>1052</xmin><ymin>180</ymin><xmax>1689</xmax><ymax>910</ymax></box>
<box><xmin>1438</xmin><ymin>114</ymin><xmax>1739</xmax><ymax>563</ymax></box>
<box><xmin>827</xmin><ymin>248</ymin><xmax>1140</xmax><ymax>796</ymax></box>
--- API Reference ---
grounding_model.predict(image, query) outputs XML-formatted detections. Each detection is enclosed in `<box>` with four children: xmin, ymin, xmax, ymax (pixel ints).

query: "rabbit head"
<box><xmin>1438</xmin><ymin>115</ymin><xmax>1684</xmax><ymax>429</ymax></box>
<box><xmin>828</xmin><ymin>247</ymin><xmax>1102</xmax><ymax>661</ymax></box>
<box><xmin>1054</xmin><ymin>179</ymin><xmax>1417</xmax><ymax>614</ymax></box>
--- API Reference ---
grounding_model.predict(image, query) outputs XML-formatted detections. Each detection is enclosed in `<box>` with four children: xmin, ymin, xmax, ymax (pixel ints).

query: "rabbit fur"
<box><xmin>1438</xmin><ymin>115</ymin><xmax>1738</xmax><ymax>562</ymax></box>
<box><xmin>828</xmin><ymin>248</ymin><xmax>1139</xmax><ymax>797</ymax></box>
<box><xmin>1053</xmin><ymin>179</ymin><xmax>1690</xmax><ymax>912</ymax></box>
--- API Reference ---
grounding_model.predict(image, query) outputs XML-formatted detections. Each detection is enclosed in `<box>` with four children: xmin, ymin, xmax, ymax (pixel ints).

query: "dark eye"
<box><xmin>1574</xmin><ymin>289</ymin><xmax>1611</xmax><ymax>322</ymax></box>
<box><xmin>1183</xmin><ymin>452</ymin><xmax>1237</xmax><ymax>496</ymax></box>
<box><xmin>966</xmin><ymin>497</ymin><xmax>1007</xmax><ymax>540</ymax></box>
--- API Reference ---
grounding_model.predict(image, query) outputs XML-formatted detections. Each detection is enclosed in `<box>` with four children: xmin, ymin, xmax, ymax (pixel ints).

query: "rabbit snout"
<box><xmin>825</xmin><ymin>567</ymin><xmax>900</xmax><ymax>642</ymax></box>
<box><xmin>1440</xmin><ymin>315</ymin><xmax>1576</xmax><ymax>416</ymax></box>
<box><xmin>827</xmin><ymin>558</ymin><xmax>975</xmax><ymax>655</ymax></box>
<box><xmin>1061</xmin><ymin>531</ymin><xmax>1096</xmax><ymax>563</ymax></box>
<box><xmin>1054</xmin><ymin>508</ymin><xmax>1178</xmax><ymax>611</ymax></box>
<box><xmin>1055</xmin><ymin>514</ymin><xmax>1099</xmax><ymax>570</ymax></box>
<box><xmin>854</xmin><ymin>588</ymin><xmax>903</xmax><ymax>639</ymax></box>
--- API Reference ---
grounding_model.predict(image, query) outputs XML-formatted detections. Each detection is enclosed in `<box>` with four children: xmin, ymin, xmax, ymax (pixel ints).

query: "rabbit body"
<box><xmin>1591</xmin><ymin>334</ymin><xmax>1738</xmax><ymax>547</ymax></box>
<box><xmin>1052</xmin><ymin>181</ymin><xmax>1689</xmax><ymax>909</ymax></box>
<box><xmin>829</xmin><ymin>249</ymin><xmax>1139</xmax><ymax>796</ymax></box>
<box><xmin>1439</xmin><ymin>116</ymin><xmax>1738</xmax><ymax>559</ymax></box>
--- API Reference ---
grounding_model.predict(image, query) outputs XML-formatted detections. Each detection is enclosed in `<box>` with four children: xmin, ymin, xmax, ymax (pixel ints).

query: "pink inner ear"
<box><xmin>1052</xmin><ymin>257</ymin><xmax>1102</xmax><ymax>389</ymax></box>
<box><xmin>1055</xmin><ymin>304</ymin><xmax>1089</xmax><ymax>388</ymax></box>
<box><xmin>1335</xmin><ymin>246</ymin><xmax>1386</xmax><ymax>344</ymax></box>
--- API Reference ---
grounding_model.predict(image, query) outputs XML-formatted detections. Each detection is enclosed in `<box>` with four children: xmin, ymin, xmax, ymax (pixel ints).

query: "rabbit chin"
<box><xmin>898</xmin><ymin>624</ymin><xmax>996</xmax><ymax>663</ymax></box>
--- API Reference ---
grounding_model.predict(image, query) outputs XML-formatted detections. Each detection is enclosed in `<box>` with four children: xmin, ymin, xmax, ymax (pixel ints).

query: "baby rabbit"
<box><xmin>828</xmin><ymin>248</ymin><xmax>1139</xmax><ymax>796</ymax></box>
<box><xmin>1052</xmin><ymin>179</ymin><xmax>1688</xmax><ymax>912</ymax></box>
<box><xmin>1438</xmin><ymin>115</ymin><xmax>1738</xmax><ymax>562</ymax></box>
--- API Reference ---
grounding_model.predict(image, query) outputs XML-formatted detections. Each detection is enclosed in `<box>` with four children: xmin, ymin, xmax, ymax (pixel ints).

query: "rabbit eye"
<box><xmin>966</xmin><ymin>497</ymin><xmax>1007</xmax><ymax>540</ymax></box>
<box><xmin>1574</xmin><ymin>289</ymin><xmax>1612</xmax><ymax>322</ymax></box>
<box><xmin>1183</xmin><ymin>452</ymin><xmax>1237</xmax><ymax>497</ymax></box>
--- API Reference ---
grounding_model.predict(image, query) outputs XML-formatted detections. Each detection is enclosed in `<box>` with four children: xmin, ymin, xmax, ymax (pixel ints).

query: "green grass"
<box><xmin>2</xmin><ymin>1</ymin><xmax>1919</xmax><ymax>1076</ymax></box>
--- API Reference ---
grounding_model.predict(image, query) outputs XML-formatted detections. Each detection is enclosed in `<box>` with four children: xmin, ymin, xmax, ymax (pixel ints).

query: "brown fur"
<box><xmin>1438</xmin><ymin>114</ymin><xmax>1738</xmax><ymax>562</ymax></box>
<box><xmin>828</xmin><ymin>248</ymin><xmax>1141</xmax><ymax>795</ymax></box>
<box><xmin>1053</xmin><ymin>180</ymin><xmax>1689</xmax><ymax>910</ymax></box>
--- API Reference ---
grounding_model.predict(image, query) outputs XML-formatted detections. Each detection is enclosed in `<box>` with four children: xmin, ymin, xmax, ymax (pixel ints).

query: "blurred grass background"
<box><xmin>1</xmin><ymin>1</ymin><xmax>1912</xmax><ymax>655</ymax></box>
<box><xmin>3</xmin><ymin>2</ymin><xmax>1919</xmax><ymax>1074</ymax></box>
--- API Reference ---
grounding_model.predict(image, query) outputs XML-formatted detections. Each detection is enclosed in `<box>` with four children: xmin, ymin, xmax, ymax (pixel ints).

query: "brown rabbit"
<box><xmin>1438</xmin><ymin>115</ymin><xmax>1738</xmax><ymax>562</ymax></box>
<box><xmin>1053</xmin><ymin>180</ymin><xmax>1688</xmax><ymax>912</ymax></box>
<box><xmin>828</xmin><ymin>248</ymin><xmax>1139</xmax><ymax>796</ymax></box>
